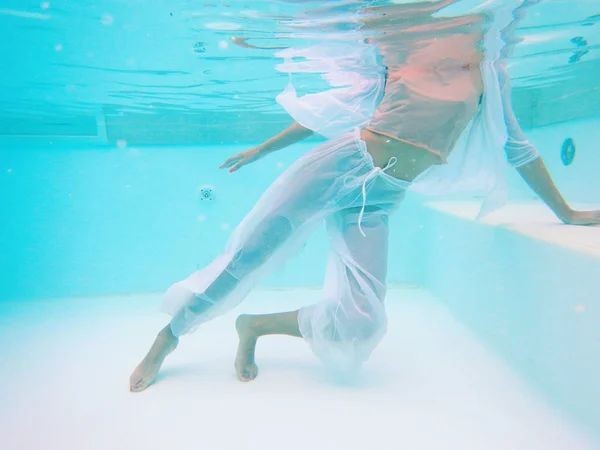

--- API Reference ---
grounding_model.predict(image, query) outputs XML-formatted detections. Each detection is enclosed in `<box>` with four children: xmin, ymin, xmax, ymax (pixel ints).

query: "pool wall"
<box><xmin>2</xmin><ymin>114</ymin><xmax>598</xmax><ymax>302</ymax></box>
<box><xmin>406</xmin><ymin>205</ymin><xmax>600</xmax><ymax>445</ymax></box>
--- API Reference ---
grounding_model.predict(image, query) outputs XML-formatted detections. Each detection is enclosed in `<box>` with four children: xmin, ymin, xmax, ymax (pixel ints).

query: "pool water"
<box><xmin>1</xmin><ymin>1</ymin><xmax>600</xmax><ymax>448</ymax></box>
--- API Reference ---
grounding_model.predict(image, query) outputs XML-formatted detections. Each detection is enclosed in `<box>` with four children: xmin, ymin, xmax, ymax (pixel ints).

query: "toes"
<box><xmin>238</xmin><ymin>371</ymin><xmax>250</xmax><ymax>382</ymax></box>
<box><xmin>245</xmin><ymin>366</ymin><xmax>258</xmax><ymax>381</ymax></box>
<box><xmin>249</xmin><ymin>367</ymin><xmax>258</xmax><ymax>380</ymax></box>
<box><xmin>237</xmin><ymin>365</ymin><xmax>258</xmax><ymax>382</ymax></box>
<box><xmin>130</xmin><ymin>377</ymin><xmax>149</xmax><ymax>392</ymax></box>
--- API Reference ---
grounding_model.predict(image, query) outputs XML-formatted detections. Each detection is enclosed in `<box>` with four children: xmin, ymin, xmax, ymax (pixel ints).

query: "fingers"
<box><xmin>219</xmin><ymin>149</ymin><xmax>257</xmax><ymax>172</ymax></box>
<box><xmin>219</xmin><ymin>155</ymin><xmax>242</xmax><ymax>169</ymax></box>
<box><xmin>229</xmin><ymin>157</ymin><xmax>248</xmax><ymax>173</ymax></box>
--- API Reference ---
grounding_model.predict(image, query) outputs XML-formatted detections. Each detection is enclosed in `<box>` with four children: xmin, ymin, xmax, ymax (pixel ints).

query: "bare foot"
<box><xmin>235</xmin><ymin>315</ymin><xmax>259</xmax><ymax>382</ymax></box>
<box><xmin>130</xmin><ymin>325</ymin><xmax>179</xmax><ymax>392</ymax></box>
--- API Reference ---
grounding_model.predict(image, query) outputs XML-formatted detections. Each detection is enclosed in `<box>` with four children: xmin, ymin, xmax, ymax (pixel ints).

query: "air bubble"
<box><xmin>575</xmin><ymin>305</ymin><xmax>585</xmax><ymax>313</ymax></box>
<box><xmin>218</xmin><ymin>40</ymin><xmax>229</xmax><ymax>50</ymax></box>
<box><xmin>116</xmin><ymin>139</ymin><xmax>127</xmax><ymax>148</ymax></box>
<box><xmin>40</xmin><ymin>2</ymin><xmax>50</xmax><ymax>10</ymax></box>
<box><xmin>101</xmin><ymin>14</ymin><xmax>114</xmax><ymax>25</ymax></box>
<box><xmin>54</xmin><ymin>44</ymin><xmax>63</xmax><ymax>52</ymax></box>
<box><xmin>221</xmin><ymin>223</ymin><xmax>231</xmax><ymax>231</ymax></box>
<box><xmin>197</xmin><ymin>215</ymin><xmax>206</xmax><ymax>222</ymax></box>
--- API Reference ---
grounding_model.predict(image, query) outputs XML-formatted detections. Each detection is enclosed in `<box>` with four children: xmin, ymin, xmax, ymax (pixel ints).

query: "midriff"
<box><xmin>360</xmin><ymin>128</ymin><xmax>442</xmax><ymax>183</ymax></box>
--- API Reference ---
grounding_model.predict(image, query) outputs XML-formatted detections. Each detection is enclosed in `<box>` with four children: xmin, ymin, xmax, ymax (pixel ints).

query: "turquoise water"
<box><xmin>0</xmin><ymin>0</ymin><xmax>599</xmax><ymax>126</ymax></box>
<box><xmin>1</xmin><ymin>0</ymin><xmax>599</xmax><ymax>298</ymax></box>
<box><xmin>1</xmin><ymin>1</ymin><xmax>599</xmax><ymax>448</ymax></box>
<box><xmin>2</xmin><ymin>123</ymin><xmax>600</xmax><ymax>301</ymax></box>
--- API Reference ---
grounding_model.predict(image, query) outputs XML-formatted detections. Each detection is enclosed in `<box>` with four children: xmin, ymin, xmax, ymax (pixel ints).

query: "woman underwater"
<box><xmin>130</xmin><ymin>0</ymin><xmax>600</xmax><ymax>391</ymax></box>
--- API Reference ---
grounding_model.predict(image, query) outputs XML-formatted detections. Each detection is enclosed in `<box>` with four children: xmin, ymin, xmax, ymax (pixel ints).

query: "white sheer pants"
<box><xmin>161</xmin><ymin>130</ymin><xmax>408</xmax><ymax>370</ymax></box>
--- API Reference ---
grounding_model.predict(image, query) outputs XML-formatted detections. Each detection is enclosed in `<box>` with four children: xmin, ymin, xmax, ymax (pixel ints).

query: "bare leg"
<box><xmin>234</xmin><ymin>311</ymin><xmax>301</xmax><ymax>381</ymax></box>
<box><xmin>129</xmin><ymin>167</ymin><xmax>325</xmax><ymax>390</ymax></box>
<box><xmin>129</xmin><ymin>324</ymin><xmax>179</xmax><ymax>392</ymax></box>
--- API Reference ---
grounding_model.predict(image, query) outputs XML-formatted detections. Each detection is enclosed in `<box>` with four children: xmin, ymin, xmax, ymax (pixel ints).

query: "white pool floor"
<box><xmin>0</xmin><ymin>287</ymin><xmax>595</xmax><ymax>450</ymax></box>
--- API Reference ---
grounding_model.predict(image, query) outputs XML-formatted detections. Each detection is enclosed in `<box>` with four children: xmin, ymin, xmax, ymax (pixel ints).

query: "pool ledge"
<box><xmin>408</xmin><ymin>200</ymin><xmax>600</xmax><ymax>444</ymax></box>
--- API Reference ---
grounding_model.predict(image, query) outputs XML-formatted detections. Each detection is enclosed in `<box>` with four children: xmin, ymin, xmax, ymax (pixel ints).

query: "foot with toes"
<box><xmin>235</xmin><ymin>314</ymin><xmax>259</xmax><ymax>381</ymax></box>
<box><xmin>130</xmin><ymin>325</ymin><xmax>179</xmax><ymax>392</ymax></box>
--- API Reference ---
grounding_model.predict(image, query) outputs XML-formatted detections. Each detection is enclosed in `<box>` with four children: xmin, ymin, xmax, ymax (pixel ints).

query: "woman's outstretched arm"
<box><xmin>499</xmin><ymin>68</ymin><xmax>600</xmax><ymax>225</ymax></box>
<box><xmin>219</xmin><ymin>122</ymin><xmax>313</xmax><ymax>172</ymax></box>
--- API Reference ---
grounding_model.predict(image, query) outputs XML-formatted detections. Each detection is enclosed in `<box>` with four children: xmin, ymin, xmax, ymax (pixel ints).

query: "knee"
<box><xmin>310</xmin><ymin>305</ymin><xmax>386</xmax><ymax>347</ymax></box>
<box><xmin>338</xmin><ymin>313</ymin><xmax>387</xmax><ymax>345</ymax></box>
<box><xmin>300</xmin><ymin>306</ymin><xmax>387</xmax><ymax>369</ymax></box>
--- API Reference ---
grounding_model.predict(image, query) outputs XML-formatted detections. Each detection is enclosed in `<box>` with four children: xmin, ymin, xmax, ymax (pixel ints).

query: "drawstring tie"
<box><xmin>347</xmin><ymin>156</ymin><xmax>398</xmax><ymax>238</ymax></box>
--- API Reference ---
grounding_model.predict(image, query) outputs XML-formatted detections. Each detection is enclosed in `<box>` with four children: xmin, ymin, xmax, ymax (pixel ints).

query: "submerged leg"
<box><xmin>130</xmin><ymin>325</ymin><xmax>179</xmax><ymax>392</ymax></box>
<box><xmin>129</xmin><ymin>210</ymin><xmax>310</xmax><ymax>392</ymax></box>
<box><xmin>234</xmin><ymin>311</ymin><xmax>301</xmax><ymax>381</ymax></box>
<box><xmin>233</xmin><ymin>205</ymin><xmax>397</xmax><ymax>381</ymax></box>
<box><xmin>128</xmin><ymin>146</ymin><xmax>339</xmax><ymax>391</ymax></box>
<box><xmin>299</xmin><ymin>206</ymin><xmax>392</xmax><ymax>371</ymax></box>
<box><xmin>128</xmin><ymin>213</ymin><xmax>310</xmax><ymax>391</ymax></box>
<box><xmin>129</xmin><ymin>132</ymin><xmax>390</xmax><ymax>389</ymax></box>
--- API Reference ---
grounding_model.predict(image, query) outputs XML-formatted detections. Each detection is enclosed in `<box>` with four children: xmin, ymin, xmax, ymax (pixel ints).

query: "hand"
<box><xmin>560</xmin><ymin>209</ymin><xmax>600</xmax><ymax>226</ymax></box>
<box><xmin>219</xmin><ymin>147</ymin><xmax>264</xmax><ymax>173</ymax></box>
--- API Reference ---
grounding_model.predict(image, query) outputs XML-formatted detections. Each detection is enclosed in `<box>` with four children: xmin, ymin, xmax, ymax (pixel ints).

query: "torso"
<box><xmin>362</xmin><ymin>12</ymin><xmax>486</xmax><ymax>181</ymax></box>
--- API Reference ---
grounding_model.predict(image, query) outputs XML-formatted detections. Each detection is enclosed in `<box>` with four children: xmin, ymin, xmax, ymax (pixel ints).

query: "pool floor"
<box><xmin>0</xmin><ymin>288</ymin><xmax>594</xmax><ymax>450</ymax></box>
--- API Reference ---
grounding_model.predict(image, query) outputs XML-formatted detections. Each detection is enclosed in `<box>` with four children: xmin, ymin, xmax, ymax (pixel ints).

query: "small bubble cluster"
<box><xmin>101</xmin><ymin>13</ymin><xmax>114</xmax><ymax>26</ymax></box>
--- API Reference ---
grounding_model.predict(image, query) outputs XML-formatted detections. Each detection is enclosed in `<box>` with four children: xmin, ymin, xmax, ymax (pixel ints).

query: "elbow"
<box><xmin>505</xmin><ymin>139</ymin><xmax>540</xmax><ymax>168</ymax></box>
